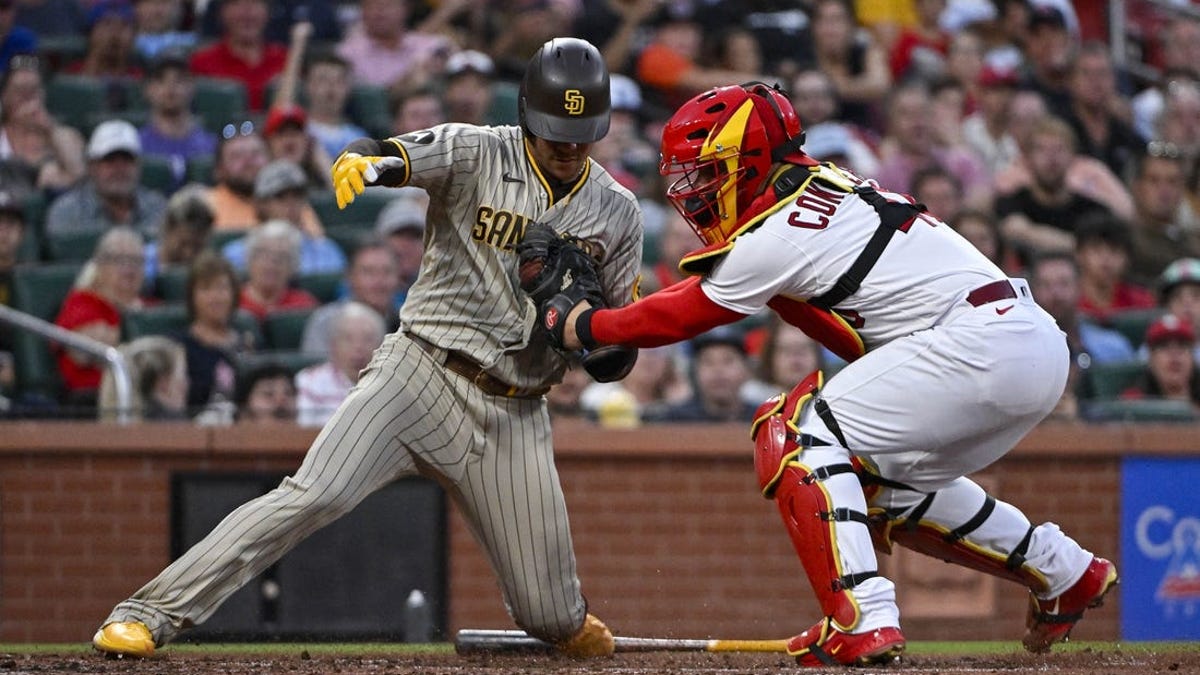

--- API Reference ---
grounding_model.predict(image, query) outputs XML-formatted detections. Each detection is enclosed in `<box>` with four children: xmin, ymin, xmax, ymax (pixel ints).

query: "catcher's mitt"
<box><xmin>517</xmin><ymin>222</ymin><xmax>604</xmax><ymax>307</ymax></box>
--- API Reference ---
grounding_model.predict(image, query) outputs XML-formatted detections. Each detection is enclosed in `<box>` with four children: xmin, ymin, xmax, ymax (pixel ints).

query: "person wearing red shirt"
<box><xmin>1120</xmin><ymin>314</ymin><xmax>1200</xmax><ymax>408</ymax></box>
<box><xmin>236</xmin><ymin>219</ymin><xmax>317</xmax><ymax>321</ymax></box>
<box><xmin>188</xmin><ymin>0</ymin><xmax>285</xmax><ymax>111</ymax></box>
<box><xmin>888</xmin><ymin>0</ymin><xmax>950</xmax><ymax>81</ymax></box>
<box><xmin>54</xmin><ymin>226</ymin><xmax>147</xmax><ymax>403</ymax></box>
<box><xmin>1074</xmin><ymin>214</ymin><xmax>1155</xmax><ymax>323</ymax></box>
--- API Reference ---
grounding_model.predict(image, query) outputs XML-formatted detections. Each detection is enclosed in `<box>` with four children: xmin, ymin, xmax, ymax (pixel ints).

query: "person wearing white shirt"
<box><xmin>295</xmin><ymin>301</ymin><xmax>385</xmax><ymax>426</ymax></box>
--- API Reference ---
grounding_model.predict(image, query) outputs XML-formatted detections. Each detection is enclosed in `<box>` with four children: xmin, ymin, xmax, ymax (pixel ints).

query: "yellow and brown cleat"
<box><xmin>93</xmin><ymin>621</ymin><xmax>156</xmax><ymax>658</ymax></box>
<box><xmin>556</xmin><ymin>613</ymin><xmax>615</xmax><ymax>658</ymax></box>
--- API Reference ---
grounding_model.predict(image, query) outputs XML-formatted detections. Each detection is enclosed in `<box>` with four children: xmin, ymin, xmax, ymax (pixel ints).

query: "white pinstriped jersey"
<box><xmin>700</xmin><ymin>165</ymin><xmax>1007</xmax><ymax>349</ymax></box>
<box><xmin>388</xmin><ymin>123</ymin><xmax>644</xmax><ymax>388</ymax></box>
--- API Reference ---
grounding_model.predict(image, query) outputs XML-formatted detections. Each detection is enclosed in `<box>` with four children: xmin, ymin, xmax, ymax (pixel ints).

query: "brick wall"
<box><xmin>0</xmin><ymin>420</ymin><xmax>1179</xmax><ymax>644</ymax></box>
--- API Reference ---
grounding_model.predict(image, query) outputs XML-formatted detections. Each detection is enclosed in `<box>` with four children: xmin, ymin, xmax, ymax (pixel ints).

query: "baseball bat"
<box><xmin>454</xmin><ymin>628</ymin><xmax>789</xmax><ymax>654</ymax></box>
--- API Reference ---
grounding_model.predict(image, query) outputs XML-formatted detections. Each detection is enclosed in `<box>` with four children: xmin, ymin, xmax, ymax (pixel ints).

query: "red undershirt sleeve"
<box><xmin>587</xmin><ymin>276</ymin><xmax>748</xmax><ymax>348</ymax></box>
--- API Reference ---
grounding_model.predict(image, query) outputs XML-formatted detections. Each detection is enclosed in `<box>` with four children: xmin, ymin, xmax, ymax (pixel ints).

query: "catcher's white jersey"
<box><xmin>691</xmin><ymin>164</ymin><xmax>1090</xmax><ymax>636</ymax></box>
<box><xmin>701</xmin><ymin>165</ymin><xmax>1006</xmax><ymax>350</ymax></box>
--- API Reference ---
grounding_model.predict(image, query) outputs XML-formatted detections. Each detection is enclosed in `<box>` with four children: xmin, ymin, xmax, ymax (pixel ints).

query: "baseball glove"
<box><xmin>517</xmin><ymin>222</ymin><xmax>604</xmax><ymax>308</ymax></box>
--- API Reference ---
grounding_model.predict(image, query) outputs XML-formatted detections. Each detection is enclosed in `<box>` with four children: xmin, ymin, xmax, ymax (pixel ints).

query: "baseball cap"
<box><xmin>375</xmin><ymin>188</ymin><xmax>428</xmax><ymax>235</ymax></box>
<box><xmin>87</xmin><ymin>0</ymin><xmax>134</xmax><ymax>29</ymax></box>
<box><xmin>1158</xmin><ymin>258</ymin><xmax>1200</xmax><ymax>302</ymax></box>
<box><xmin>803</xmin><ymin>123</ymin><xmax>852</xmax><ymax>161</ymax></box>
<box><xmin>0</xmin><ymin>189</ymin><xmax>24</xmax><ymax>221</ymax></box>
<box><xmin>690</xmin><ymin>325</ymin><xmax>747</xmax><ymax>357</ymax></box>
<box><xmin>445</xmin><ymin>50</ymin><xmax>494</xmax><ymax>79</ymax></box>
<box><xmin>87</xmin><ymin>119</ymin><xmax>141</xmax><ymax>160</ymax></box>
<box><xmin>978</xmin><ymin>64</ymin><xmax>1018</xmax><ymax>88</ymax></box>
<box><xmin>1028</xmin><ymin>5</ymin><xmax>1067</xmax><ymax>31</ymax></box>
<box><xmin>1145</xmin><ymin>314</ymin><xmax>1196</xmax><ymax>348</ymax></box>
<box><xmin>264</xmin><ymin>104</ymin><xmax>307</xmax><ymax>137</ymax></box>
<box><xmin>254</xmin><ymin>159</ymin><xmax>308</xmax><ymax>199</ymax></box>
<box><xmin>610</xmin><ymin>74</ymin><xmax>642</xmax><ymax>113</ymax></box>
<box><xmin>147</xmin><ymin>52</ymin><xmax>190</xmax><ymax>79</ymax></box>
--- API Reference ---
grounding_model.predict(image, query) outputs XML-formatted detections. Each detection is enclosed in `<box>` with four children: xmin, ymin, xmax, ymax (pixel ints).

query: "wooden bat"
<box><xmin>454</xmin><ymin>628</ymin><xmax>789</xmax><ymax>654</ymax></box>
<box><xmin>272</xmin><ymin>20</ymin><xmax>312</xmax><ymax>110</ymax></box>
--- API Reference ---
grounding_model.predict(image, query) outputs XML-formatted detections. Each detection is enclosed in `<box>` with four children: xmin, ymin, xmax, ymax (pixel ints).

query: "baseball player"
<box><xmin>93</xmin><ymin>37</ymin><xmax>642</xmax><ymax>658</ymax></box>
<box><xmin>545</xmin><ymin>82</ymin><xmax>1117</xmax><ymax>666</ymax></box>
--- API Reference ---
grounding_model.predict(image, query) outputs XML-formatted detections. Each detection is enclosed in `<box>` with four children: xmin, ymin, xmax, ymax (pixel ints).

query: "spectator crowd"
<box><xmin>0</xmin><ymin>0</ymin><xmax>1198</xmax><ymax>425</ymax></box>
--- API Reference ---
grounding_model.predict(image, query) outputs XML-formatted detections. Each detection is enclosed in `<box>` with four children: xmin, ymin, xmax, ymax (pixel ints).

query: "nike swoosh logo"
<box><xmin>996</xmin><ymin>305</ymin><xmax>1014</xmax><ymax>315</ymax></box>
<box><xmin>502</xmin><ymin>173</ymin><xmax>523</xmax><ymax>183</ymax></box>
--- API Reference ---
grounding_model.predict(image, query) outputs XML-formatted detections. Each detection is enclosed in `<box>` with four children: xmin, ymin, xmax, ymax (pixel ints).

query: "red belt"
<box><xmin>965</xmin><ymin>279</ymin><xmax>1017</xmax><ymax>307</ymax></box>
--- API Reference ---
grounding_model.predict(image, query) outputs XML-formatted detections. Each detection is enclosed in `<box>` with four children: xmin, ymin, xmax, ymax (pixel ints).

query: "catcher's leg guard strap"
<box><xmin>773</xmin><ymin>447</ymin><xmax>883</xmax><ymax>631</ymax></box>
<box><xmin>873</xmin><ymin>478</ymin><xmax>1051</xmax><ymax>594</ymax></box>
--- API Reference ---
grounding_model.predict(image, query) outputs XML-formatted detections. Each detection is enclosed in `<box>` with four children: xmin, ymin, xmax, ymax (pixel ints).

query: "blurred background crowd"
<box><xmin>0</xmin><ymin>0</ymin><xmax>1198</xmax><ymax>426</ymax></box>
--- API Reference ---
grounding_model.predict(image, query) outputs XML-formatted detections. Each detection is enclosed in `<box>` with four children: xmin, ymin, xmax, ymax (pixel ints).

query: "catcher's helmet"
<box><xmin>659</xmin><ymin>83</ymin><xmax>805</xmax><ymax>246</ymax></box>
<box><xmin>519</xmin><ymin>37</ymin><xmax>611</xmax><ymax>144</ymax></box>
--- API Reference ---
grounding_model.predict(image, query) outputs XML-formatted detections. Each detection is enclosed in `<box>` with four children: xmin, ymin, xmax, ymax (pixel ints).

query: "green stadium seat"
<box><xmin>348</xmin><ymin>84</ymin><xmax>392</xmax><ymax>137</ymax></box>
<box><xmin>295</xmin><ymin>271</ymin><xmax>344</xmax><ymax>304</ymax></box>
<box><xmin>1081</xmin><ymin>360</ymin><xmax>1147</xmax><ymax>400</ymax></box>
<box><xmin>487</xmin><ymin>81</ymin><xmax>519</xmax><ymax>126</ymax></box>
<box><xmin>35</xmin><ymin>34</ymin><xmax>88</xmax><ymax>72</ymax></box>
<box><xmin>45</xmin><ymin>74</ymin><xmax>107</xmax><ymax>130</ymax></box>
<box><xmin>193</xmin><ymin>78</ymin><xmax>249</xmax><ymax>133</ymax></box>
<box><xmin>231</xmin><ymin>309</ymin><xmax>265</xmax><ymax>347</ymax></box>
<box><xmin>263</xmin><ymin>308</ymin><xmax>314</xmax><ymax>351</ymax></box>
<box><xmin>237</xmin><ymin>349</ymin><xmax>323</xmax><ymax>379</ymax></box>
<box><xmin>312</xmin><ymin>189</ymin><xmax>391</xmax><ymax>229</ymax></box>
<box><xmin>122</xmin><ymin>304</ymin><xmax>189</xmax><ymax>341</ymax></box>
<box><xmin>1085</xmin><ymin>398</ymin><xmax>1200</xmax><ymax>423</ymax></box>
<box><xmin>1104</xmin><ymin>307</ymin><xmax>1166</xmax><ymax>350</ymax></box>
<box><xmin>186</xmin><ymin>155</ymin><xmax>215</xmax><ymax>184</ymax></box>
<box><xmin>153</xmin><ymin>266</ymin><xmax>190</xmax><ymax>303</ymax></box>
<box><xmin>10</xmin><ymin>262</ymin><xmax>83</xmax><ymax>398</ymax></box>
<box><xmin>16</xmin><ymin>224</ymin><xmax>40</xmax><ymax>264</ymax></box>
<box><xmin>324</xmin><ymin>225</ymin><xmax>372</xmax><ymax>258</ymax></box>
<box><xmin>83</xmin><ymin>109</ymin><xmax>150</xmax><ymax>138</ymax></box>
<box><xmin>140</xmin><ymin>155</ymin><xmax>179</xmax><ymax>194</ymax></box>
<box><xmin>209</xmin><ymin>230</ymin><xmax>243</xmax><ymax>252</ymax></box>
<box><xmin>43</xmin><ymin>230</ymin><xmax>103</xmax><ymax>262</ymax></box>
<box><xmin>641</xmin><ymin>227</ymin><xmax>660</xmax><ymax>267</ymax></box>
<box><xmin>22</xmin><ymin>191</ymin><xmax>46</xmax><ymax>238</ymax></box>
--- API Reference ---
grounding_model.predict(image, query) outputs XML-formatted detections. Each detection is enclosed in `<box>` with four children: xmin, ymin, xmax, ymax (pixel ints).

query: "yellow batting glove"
<box><xmin>331</xmin><ymin>152</ymin><xmax>405</xmax><ymax>209</ymax></box>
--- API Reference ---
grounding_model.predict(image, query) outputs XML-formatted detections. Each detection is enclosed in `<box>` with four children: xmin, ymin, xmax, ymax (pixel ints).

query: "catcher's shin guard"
<box><xmin>752</xmin><ymin>371</ymin><xmax>822</xmax><ymax>497</ymax></box>
<box><xmin>752</xmin><ymin>372</ymin><xmax>880</xmax><ymax>632</ymax></box>
<box><xmin>869</xmin><ymin>479</ymin><xmax>1051</xmax><ymax>595</ymax></box>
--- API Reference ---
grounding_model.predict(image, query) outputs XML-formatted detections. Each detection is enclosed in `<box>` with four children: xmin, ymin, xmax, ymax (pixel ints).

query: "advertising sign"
<box><xmin>1121</xmin><ymin>457</ymin><xmax>1200</xmax><ymax>640</ymax></box>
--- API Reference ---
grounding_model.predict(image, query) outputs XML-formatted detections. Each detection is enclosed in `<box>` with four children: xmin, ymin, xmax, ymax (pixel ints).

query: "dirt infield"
<box><xmin>3</xmin><ymin>645</ymin><xmax>1198</xmax><ymax>674</ymax></box>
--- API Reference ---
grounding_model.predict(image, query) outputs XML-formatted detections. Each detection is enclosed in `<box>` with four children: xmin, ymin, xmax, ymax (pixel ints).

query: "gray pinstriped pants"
<box><xmin>106</xmin><ymin>332</ymin><xmax>586</xmax><ymax>644</ymax></box>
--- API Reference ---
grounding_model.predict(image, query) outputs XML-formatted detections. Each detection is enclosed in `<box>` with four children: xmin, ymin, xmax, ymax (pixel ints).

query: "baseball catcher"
<box><xmin>541</xmin><ymin>82</ymin><xmax>1117</xmax><ymax>666</ymax></box>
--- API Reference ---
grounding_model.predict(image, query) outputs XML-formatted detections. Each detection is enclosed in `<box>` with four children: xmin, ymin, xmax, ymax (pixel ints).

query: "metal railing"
<box><xmin>0</xmin><ymin>304</ymin><xmax>131</xmax><ymax>424</ymax></box>
<box><xmin>1109</xmin><ymin>0</ymin><xmax>1200</xmax><ymax>83</ymax></box>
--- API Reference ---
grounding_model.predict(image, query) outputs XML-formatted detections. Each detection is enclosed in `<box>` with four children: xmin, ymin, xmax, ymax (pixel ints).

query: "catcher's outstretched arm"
<box><xmin>578</xmin><ymin>276</ymin><xmax>746</xmax><ymax>349</ymax></box>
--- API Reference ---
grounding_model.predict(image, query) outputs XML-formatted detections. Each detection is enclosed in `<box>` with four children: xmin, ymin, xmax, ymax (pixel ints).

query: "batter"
<box><xmin>93</xmin><ymin>37</ymin><xmax>642</xmax><ymax>658</ymax></box>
